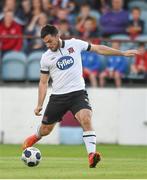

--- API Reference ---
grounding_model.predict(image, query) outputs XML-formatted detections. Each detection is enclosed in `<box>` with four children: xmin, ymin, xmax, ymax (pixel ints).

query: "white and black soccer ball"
<box><xmin>21</xmin><ymin>147</ymin><xmax>41</xmax><ymax>167</ymax></box>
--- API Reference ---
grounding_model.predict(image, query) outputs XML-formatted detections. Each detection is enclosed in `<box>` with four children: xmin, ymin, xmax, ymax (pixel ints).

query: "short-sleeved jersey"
<box><xmin>40</xmin><ymin>38</ymin><xmax>91</xmax><ymax>94</ymax></box>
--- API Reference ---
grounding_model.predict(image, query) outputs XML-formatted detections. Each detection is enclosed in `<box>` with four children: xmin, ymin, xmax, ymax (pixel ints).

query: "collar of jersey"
<box><xmin>59</xmin><ymin>39</ymin><xmax>65</xmax><ymax>48</ymax></box>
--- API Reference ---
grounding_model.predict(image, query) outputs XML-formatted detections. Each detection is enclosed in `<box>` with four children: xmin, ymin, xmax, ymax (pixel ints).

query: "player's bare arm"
<box><xmin>90</xmin><ymin>44</ymin><xmax>140</xmax><ymax>57</ymax></box>
<box><xmin>34</xmin><ymin>73</ymin><xmax>50</xmax><ymax>116</ymax></box>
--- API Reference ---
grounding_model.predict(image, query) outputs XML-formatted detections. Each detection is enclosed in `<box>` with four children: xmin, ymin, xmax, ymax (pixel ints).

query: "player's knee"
<box><xmin>81</xmin><ymin>113</ymin><xmax>92</xmax><ymax>129</ymax></box>
<box><xmin>40</xmin><ymin>126</ymin><xmax>50</xmax><ymax>136</ymax></box>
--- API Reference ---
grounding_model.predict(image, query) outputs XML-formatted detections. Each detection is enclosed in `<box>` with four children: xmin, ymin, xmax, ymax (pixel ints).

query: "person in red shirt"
<box><xmin>131</xmin><ymin>43</ymin><xmax>147</xmax><ymax>74</ymax></box>
<box><xmin>0</xmin><ymin>10</ymin><xmax>23</xmax><ymax>56</ymax></box>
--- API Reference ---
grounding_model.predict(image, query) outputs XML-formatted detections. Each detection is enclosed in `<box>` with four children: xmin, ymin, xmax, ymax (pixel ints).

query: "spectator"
<box><xmin>58</xmin><ymin>19</ymin><xmax>73</xmax><ymax>38</ymax></box>
<box><xmin>50</xmin><ymin>0</ymin><xmax>68</xmax><ymax>8</ymax></box>
<box><xmin>52</xmin><ymin>8</ymin><xmax>69</xmax><ymax>26</ymax></box>
<box><xmin>76</xmin><ymin>16</ymin><xmax>99</xmax><ymax>39</ymax></box>
<box><xmin>42</xmin><ymin>0</ymin><xmax>52</xmax><ymax>16</ymax></box>
<box><xmin>3</xmin><ymin>0</ymin><xmax>16</xmax><ymax>12</ymax></box>
<box><xmin>99</xmin><ymin>42</ymin><xmax>128</xmax><ymax>87</ymax></box>
<box><xmin>0</xmin><ymin>10</ymin><xmax>23</xmax><ymax>56</ymax></box>
<box><xmin>66</xmin><ymin>0</ymin><xmax>79</xmax><ymax>26</ymax></box>
<box><xmin>25</xmin><ymin>13</ymin><xmax>48</xmax><ymax>52</ymax></box>
<box><xmin>0</xmin><ymin>0</ymin><xmax>23</xmax><ymax>25</ymax></box>
<box><xmin>16</xmin><ymin>0</ymin><xmax>32</xmax><ymax>26</ymax></box>
<box><xmin>82</xmin><ymin>52</ymin><xmax>101</xmax><ymax>87</ymax></box>
<box><xmin>31</xmin><ymin>0</ymin><xmax>43</xmax><ymax>16</ymax></box>
<box><xmin>94</xmin><ymin>0</ymin><xmax>110</xmax><ymax>14</ymax></box>
<box><xmin>76</xmin><ymin>3</ymin><xmax>99</xmax><ymax>34</ymax></box>
<box><xmin>127</xmin><ymin>7</ymin><xmax>144</xmax><ymax>39</ymax></box>
<box><xmin>100</xmin><ymin>0</ymin><xmax>129</xmax><ymax>37</ymax></box>
<box><xmin>131</xmin><ymin>43</ymin><xmax>147</xmax><ymax>75</ymax></box>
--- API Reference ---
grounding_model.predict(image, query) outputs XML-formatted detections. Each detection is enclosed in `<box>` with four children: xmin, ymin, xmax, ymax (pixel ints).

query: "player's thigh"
<box><xmin>70</xmin><ymin>90</ymin><xmax>92</xmax><ymax>123</ymax></box>
<box><xmin>42</xmin><ymin>97</ymin><xmax>68</xmax><ymax>125</ymax></box>
<box><xmin>75</xmin><ymin>108</ymin><xmax>92</xmax><ymax>124</ymax></box>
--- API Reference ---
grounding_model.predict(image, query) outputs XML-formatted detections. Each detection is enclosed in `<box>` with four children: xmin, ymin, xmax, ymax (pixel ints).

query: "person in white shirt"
<box><xmin>22</xmin><ymin>24</ymin><xmax>139</xmax><ymax>168</ymax></box>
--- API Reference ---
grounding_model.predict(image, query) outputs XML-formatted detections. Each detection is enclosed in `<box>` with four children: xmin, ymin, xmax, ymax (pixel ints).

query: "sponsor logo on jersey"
<box><xmin>56</xmin><ymin>56</ymin><xmax>74</xmax><ymax>70</ymax></box>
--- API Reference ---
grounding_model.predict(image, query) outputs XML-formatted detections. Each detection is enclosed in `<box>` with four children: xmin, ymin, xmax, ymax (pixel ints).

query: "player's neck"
<box><xmin>59</xmin><ymin>39</ymin><xmax>65</xmax><ymax>49</ymax></box>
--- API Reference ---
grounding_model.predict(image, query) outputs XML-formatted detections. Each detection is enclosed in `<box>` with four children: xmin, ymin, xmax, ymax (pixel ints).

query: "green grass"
<box><xmin>0</xmin><ymin>144</ymin><xmax>147</xmax><ymax>179</ymax></box>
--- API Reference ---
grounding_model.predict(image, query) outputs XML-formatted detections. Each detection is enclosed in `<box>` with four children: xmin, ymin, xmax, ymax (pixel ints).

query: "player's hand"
<box><xmin>123</xmin><ymin>50</ymin><xmax>141</xmax><ymax>57</ymax></box>
<box><xmin>34</xmin><ymin>106</ymin><xmax>42</xmax><ymax>116</ymax></box>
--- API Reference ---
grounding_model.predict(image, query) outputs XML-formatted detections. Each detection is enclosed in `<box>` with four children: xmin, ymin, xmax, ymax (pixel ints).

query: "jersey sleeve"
<box><xmin>40</xmin><ymin>55</ymin><xmax>49</xmax><ymax>74</ymax></box>
<box><xmin>74</xmin><ymin>39</ymin><xmax>91</xmax><ymax>52</ymax></box>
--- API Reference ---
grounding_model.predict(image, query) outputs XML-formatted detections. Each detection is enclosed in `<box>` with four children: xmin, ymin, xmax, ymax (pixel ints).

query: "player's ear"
<box><xmin>56</xmin><ymin>34</ymin><xmax>60</xmax><ymax>39</ymax></box>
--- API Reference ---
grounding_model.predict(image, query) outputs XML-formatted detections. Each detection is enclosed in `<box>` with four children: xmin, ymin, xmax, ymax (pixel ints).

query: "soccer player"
<box><xmin>22</xmin><ymin>24</ymin><xmax>139</xmax><ymax>168</ymax></box>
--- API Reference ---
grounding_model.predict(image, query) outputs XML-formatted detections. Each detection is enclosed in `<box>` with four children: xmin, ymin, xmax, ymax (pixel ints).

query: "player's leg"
<box><xmin>75</xmin><ymin>109</ymin><xmax>101</xmax><ymax>168</ymax></box>
<box><xmin>22</xmin><ymin>94</ymin><xmax>68</xmax><ymax>150</ymax></box>
<box><xmin>70</xmin><ymin>90</ymin><xmax>101</xmax><ymax>168</ymax></box>
<box><xmin>22</xmin><ymin>123</ymin><xmax>56</xmax><ymax>150</ymax></box>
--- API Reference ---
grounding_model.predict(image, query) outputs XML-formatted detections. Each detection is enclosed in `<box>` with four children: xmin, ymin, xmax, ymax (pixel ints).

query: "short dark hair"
<box><xmin>41</xmin><ymin>24</ymin><xmax>59</xmax><ymax>39</ymax></box>
<box><xmin>131</xmin><ymin>7</ymin><xmax>141</xmax><ymax>13</ymax></box>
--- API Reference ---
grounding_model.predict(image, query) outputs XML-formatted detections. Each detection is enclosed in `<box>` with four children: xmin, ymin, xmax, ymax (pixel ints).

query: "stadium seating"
<box><xmin>140</xmin><ymin>11</ymin><xmax>147</xmax><ymax>34</ymax></box>
<box><xmin>128</xmin><ymin>1</ymin><xmax>147</xmax><ymax>11</ymax></box>
<box><xmin>135</xmin><ymin>34</ymin><xmax>147</xmax><ymax>42</ymax></box>
<box><xmin>2</xmin><ymin>51</ymin><xmax>27</xmax><ymax>81</ymax></box>
<box><xmin>110</xmin><ymin>34</ymin><xmax>134</xmax><ymax>50</ymax></box>
<box><xmin>27</xmin><ymin>51</ymin><xmax>43</xmax><ymax>81</ymax></box>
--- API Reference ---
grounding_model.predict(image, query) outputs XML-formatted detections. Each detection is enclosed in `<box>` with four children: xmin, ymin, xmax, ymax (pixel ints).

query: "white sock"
<box><xmin>83</xmin><ymin>131</ymin><xmax>96</xmax><ymax>154</ymax></box>
<box><xmin>35</xmin><ymin>125</ymin><xmax>42</xmax><ymax>139</ymax></box>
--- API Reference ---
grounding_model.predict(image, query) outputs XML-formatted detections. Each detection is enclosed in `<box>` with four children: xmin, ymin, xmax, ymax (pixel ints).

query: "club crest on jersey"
<box><xmin>68</xmin><ymin>47</ymin><xmax>75</xmax><ymax>54</ymax></box>
<box><xmin>56</xmin><ymin>56</ymin><xmax>74</xmax><ymax>70</ymax></box>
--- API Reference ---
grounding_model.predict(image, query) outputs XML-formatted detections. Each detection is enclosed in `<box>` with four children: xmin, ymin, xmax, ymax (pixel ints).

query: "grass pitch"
<box><xmin>0</xmin><ymin>144</ymin><xmax>147</xmax><ymax>179</ymax></box>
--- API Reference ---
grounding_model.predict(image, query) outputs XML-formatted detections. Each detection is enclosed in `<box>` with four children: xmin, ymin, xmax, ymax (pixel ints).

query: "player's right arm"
<box><xmin>34</xmin><ymin>53</ymin><xmax>50</xmax><ymax>116</ymax></box>
<box><xmin>34</xmin><ymin>73</ymin><xmax>50</xmax><ymax>116</ymax></box>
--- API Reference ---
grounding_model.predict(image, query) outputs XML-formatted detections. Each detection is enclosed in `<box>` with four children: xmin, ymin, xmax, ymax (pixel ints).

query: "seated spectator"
<box><xmin>76</xmin><ymin>16</ymin><xmax>99</xmax><ymax>39</ymax></box>
<box><xmin>100</xmin><ymin>0</ymin><xmax>129</xmax><ymax>37</ymax></box>
<box><xmin>52</xmin><ymin>8</ymin><xmax>69</xmax><ymax>26</ymax></box>
<box><xmin>131</xmin><ymin>43</ymin><xmax>147</xmax><ymax>75</ymax></box>
<box><xmin>0</xmin><ymin>0</ymin><xmax>23</xmax><ymax>25</ymax></box>
<box><xmin>66</xmin><ymin>0</ymin><xmax>79</xmax><ymax>26</ymax></box>
<box><xmin>82</xmin><ymin>52</ymin><xmax>101</xmax><ymax>87</ymax></box>
<box><xmin>76</xmin><ymin>3</ymin><xmax>100</xmax><ymax>34</ymax></box>
<box><xmin>127</xmin><ymin>7</ymin><xmax>144</xmax><ymax>39</ymax></box>
<box><xmin>2</xmin><ymin>0</ymin><xmax>16</xmax><ymax>13</ymax></box>
<box><xmin>16</xmin><ymin>0</ymin><xmax>32</xmax><ymax>26</ymax></box>
<box><xmin>31</xmin><ymin>0</ymin><xmax>44</xmax><ymax>16</ymax></box>
<box><xmin>25</xmin><ymin>13</ymin><xmax>48</xmax><ymax>53</ymax></box>
<box><xmin>95</xmin><ymin>0</ymin><xmax>110</xmax><ymax>14</ymax></box>
<box><xmin>99</xmin><ymin>42</ymin><xmax>128</xmax><ymax>87</ymax></box>
<box><xmin>42</xmin><ymin>0</ymin><xmax>52</xmax><ymax>16</ymax></box>
<box><xmin>0</xmin><ymin>10</ymin><xmax>23</xmax><ymax>56</ymax></box>
<box><xmin>58</xmin><ymin>19</ymin><xmax>73</xmax><ymax>38</ymax></box>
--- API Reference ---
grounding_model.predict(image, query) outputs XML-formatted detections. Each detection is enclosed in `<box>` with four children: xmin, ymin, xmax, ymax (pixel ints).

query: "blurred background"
<box><xmin>0</xmin><ymin>0</ymin><xmax>147</xmax><ymax>145</ymax></box>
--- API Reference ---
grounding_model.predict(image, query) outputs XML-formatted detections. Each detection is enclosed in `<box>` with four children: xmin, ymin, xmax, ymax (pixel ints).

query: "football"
<box><xmin>21</xmin><ymin>147</ymin><xmax>41</xmax><ymax>167</ymax></box>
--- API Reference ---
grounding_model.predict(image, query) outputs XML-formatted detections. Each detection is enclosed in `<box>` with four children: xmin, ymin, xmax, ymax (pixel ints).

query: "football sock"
<box><xmin>83</xmin><ymin>131</ymin><xmax>96</xmax><ymax>154</ymax></box>
<box><xmin>35</xmin><ymin>125</ymin><xmax>42</xmax><ymax>139</ymax></box>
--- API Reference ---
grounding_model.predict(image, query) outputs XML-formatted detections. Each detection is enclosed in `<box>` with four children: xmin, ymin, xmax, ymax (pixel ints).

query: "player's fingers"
<box><xmin>35</xmin><ymin>112</ymin><xmax>42</xmax><ymax>116</ymax></box>
<box><xmin>34</xmin><ymin>110</ymin><xmax>40</xmax><ymax>116</ymax></box>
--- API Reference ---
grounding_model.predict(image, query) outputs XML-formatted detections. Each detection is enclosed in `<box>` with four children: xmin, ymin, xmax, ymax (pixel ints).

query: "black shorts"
<box><xmin>42</xmin><ymin>90</ymin><xmax>92</xmax><ymax>125</ymax></box>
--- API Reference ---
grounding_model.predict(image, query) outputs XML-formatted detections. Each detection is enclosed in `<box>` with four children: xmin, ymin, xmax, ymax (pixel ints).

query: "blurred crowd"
<box><xmin>0</xmin><ymin>0</ymin><xmax>147</xmax><ymax>87</ymax></box>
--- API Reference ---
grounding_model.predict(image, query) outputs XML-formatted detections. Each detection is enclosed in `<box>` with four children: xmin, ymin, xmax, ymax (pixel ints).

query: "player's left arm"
<box><xmin>89</xmin><ymin>44</ymin><xmax>140</xmax><ymax>57</ymax></box>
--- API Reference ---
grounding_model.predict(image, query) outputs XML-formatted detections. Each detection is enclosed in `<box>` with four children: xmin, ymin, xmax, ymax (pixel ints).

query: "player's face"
<box><xmin>43</xmin><ymin>34</ymin><xmax>60</xmax><ymax>51</ymax></box>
